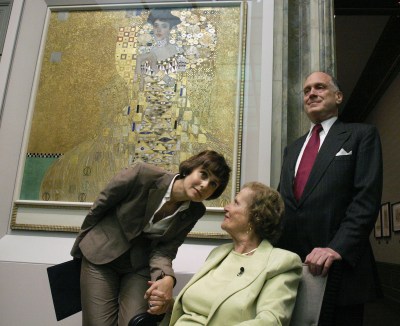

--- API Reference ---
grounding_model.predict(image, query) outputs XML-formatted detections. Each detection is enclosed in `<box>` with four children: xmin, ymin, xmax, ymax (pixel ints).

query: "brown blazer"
<box><xmin>71</xmin><ymin>162</ymin><xmax>205</xmax><ymax>281</ymax></box>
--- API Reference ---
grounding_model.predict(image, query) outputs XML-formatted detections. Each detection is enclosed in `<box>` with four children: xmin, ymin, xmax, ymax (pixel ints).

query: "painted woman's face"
<box><xmin>153</xmin><ymin>19</ymin><xmax>171</xmax><ymax>41</ymax></box>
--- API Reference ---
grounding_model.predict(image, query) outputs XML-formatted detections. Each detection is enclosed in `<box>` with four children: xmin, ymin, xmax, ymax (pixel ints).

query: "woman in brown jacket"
<box><xmin>70</xmin><ymin>150</ymin><xmax>230</xmax><ymax>326</ymax></box>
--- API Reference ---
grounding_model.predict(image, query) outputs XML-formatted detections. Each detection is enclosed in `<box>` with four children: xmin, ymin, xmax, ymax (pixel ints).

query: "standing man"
<box><xmin>277</xmin><ymin>71</ymin><xmax>383</xmax><ymax>326</ymax></box>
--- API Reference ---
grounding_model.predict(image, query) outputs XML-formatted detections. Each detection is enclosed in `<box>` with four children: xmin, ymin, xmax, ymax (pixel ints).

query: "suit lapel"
<box><xmin>285</xmin><ymin>135</ymin><xmax>307</xmax><ymax>201</ymax></box>
<box><xmin>162</xmin><ymin>204</ymin><xmax>200</xmax><ymax>238</ymax></box>
<box><xmin>288</xmin><ymin>136</ymin><xmax>307</xmax><ymax>179</ymax></box>
<box><xmin>299</xmin><ymin>120</ymin><xmax>351</xmax><ymax>205</ymax></box>
<box><xmin>144</xmin><ymin>174</ymin><xmax>175</xmax><ymax>223</ymax></box>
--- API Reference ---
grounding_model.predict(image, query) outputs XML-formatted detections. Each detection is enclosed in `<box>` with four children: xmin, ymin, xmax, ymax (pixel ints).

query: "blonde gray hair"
<box><xmin>243</xmin><ymin>182</ymin><xmax>284</xmax><ymax>244</ymax></box>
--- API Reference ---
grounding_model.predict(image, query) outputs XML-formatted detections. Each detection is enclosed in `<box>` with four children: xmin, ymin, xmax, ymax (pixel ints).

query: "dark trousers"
<box><xmin>318</xmin><ymin>262</ymin><xmax>364</xmax><ymax>326</ymax></box>
<box><xmin>319</xmin><ymin>303</ymin><xmax>364</xmax><ymax>326</ymax></box>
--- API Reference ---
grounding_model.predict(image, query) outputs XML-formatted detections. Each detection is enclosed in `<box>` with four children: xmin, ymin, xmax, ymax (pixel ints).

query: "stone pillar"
<box><xmin>270</xmin><ymin>0</ymin><xmax>289</xmax><ymax>187</ymax></box>
<box><xmin>288</xmin><ymin>0</ymin><xmax>336</xmax><ymax>141</ymax></box>
<box><xmin>271</xmin><ymin>0</ymin><xmax>336</xmax><ymax>186</ymax></box>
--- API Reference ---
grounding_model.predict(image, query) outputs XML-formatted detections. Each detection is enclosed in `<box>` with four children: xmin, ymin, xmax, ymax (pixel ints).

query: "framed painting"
<box><xmin>10</xmin><ymin>0</ymin><xmax>249</xmax><ymax>238</ymax></box>
<box><xmin>374</xmin><ymin>209</ymin><xmax>382</xmax><ymax>239</ymax></box>
<box><xmin>381</xmin><ymin>202</ymin><xmax>391</xmax><ymax>238</ymax></box>
<box><xmin>391</xmin><ymin>201</ymin><xmax>400</xmax><ymax>233</ymax></box>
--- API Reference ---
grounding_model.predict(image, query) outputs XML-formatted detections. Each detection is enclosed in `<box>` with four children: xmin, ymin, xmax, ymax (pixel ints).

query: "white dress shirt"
<box><xmin>295</xmin><ymin>116</ymin><xmax>337</xmax><ymax>176</ymax></box>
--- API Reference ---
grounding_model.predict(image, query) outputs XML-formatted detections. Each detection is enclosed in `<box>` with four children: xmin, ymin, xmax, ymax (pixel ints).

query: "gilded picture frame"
<box><xmin>10</xmin><ymin>0</ymin><xmax>248</xmax><ymax>238</ymax></box>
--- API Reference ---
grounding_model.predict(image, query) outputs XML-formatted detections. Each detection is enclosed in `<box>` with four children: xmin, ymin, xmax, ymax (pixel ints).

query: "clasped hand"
<box><xmin>144</xmin><ymin>276</ymin><xmax>174</xmax><ymax>315</ymax></box>
<box><xmin>305</xmin><ymin>247</ymin><xmax>342</xmax><ymax>276</ymax></box>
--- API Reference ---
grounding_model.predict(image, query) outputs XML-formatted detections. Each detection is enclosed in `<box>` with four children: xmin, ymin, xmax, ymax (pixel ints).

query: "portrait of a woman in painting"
<box><xmin>129</xmin><ymin>8</ymin><xmax>218</xmax><ymax>174</ymax></box>
<box><xmin>21</xmin><ymin>6</ymin><xmax>241</xmax><ymax>210</ymax></box>
<box><xmin>132</xmin><ymin>9</ymin><xmax>187</xmax><ymax>170</ymax></box>
<box><xmin>134</xmin><ymin>10</ymin><xmax>186</xmax><ymax>89</ymax></box>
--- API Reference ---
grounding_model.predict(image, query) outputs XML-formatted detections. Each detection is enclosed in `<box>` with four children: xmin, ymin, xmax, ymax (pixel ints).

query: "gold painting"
<box><xmin>19</xmin><ymin>3</ymin><xmax>245</xmax><ymax>212</ymax></box>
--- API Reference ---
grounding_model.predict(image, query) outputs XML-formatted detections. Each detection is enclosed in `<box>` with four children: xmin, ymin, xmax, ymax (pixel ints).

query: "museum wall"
<box><xmin>367</xmin><ymin>71</ymin><xmax>400</xmax><ymax>264</ymax></box>
<box><xmin>366</xmin><ymin>71</ymin><xmax>400</xmax><ymax>307</ymax></box>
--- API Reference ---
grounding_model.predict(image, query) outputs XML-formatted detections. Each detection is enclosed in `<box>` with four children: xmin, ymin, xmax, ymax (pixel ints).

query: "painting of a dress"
<box><xmin>20</xmin><ymin>5</ymin><xmax>243</xmax><ymax>208</ymax></box>
<box><xmin>131</xmin><ymin>9</ymin><xmax>210</xmax><ymax>170</ymax></box>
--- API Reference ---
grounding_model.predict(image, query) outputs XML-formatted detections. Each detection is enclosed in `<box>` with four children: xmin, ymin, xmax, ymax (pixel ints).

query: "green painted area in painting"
<box><xmin>20</xmin><ymin>157</ymin><xmax>58</xmax><ymax>200</ymax></box>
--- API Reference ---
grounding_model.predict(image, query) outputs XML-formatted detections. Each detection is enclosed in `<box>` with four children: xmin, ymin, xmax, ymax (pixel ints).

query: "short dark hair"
<box><xmin>179</xmin><ymin>150</ymin><xmax>231</xmax><ymax>200</ymax></box>
<box><xmin>147</xmin><ymin>9</ymin><xmax>181</xmax><ymax>28</ymax></box>
<box><xmin>243</xmin><ymin>182</ymin><xmax>284</xmax><ymax>244</ymax></box>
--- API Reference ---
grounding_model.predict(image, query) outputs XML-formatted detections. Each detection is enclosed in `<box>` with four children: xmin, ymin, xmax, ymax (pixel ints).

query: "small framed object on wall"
<box><xmin>391</xmin><ymin>201</ymin><xmax>400</xmax><ymax>233</ymax></box>
<box><xmin>381</xmin><ymin>202</ymin><xmax>391</xmax><ymax>238</ymax></box>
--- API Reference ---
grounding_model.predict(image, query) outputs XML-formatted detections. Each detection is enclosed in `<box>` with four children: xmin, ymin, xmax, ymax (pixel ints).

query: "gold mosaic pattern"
<box><xmin>27</xmin><ymin>6</ymin><xmax>243</xmax><ymax>206</ymax></box>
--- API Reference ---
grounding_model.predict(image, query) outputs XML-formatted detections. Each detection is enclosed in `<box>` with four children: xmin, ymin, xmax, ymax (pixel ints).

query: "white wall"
<box><xmin>0</xmin><ymin>235</ymin><xmax>83</xmax><ymax>326</ymax></box>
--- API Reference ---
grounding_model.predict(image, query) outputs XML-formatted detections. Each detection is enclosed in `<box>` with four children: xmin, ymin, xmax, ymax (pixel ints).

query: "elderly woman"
<box><xmin>148</xmin><ymin>182</ymin><xmax>302</xmax><ymax>326</ymax></box>
<box><xmin>70</xmin><ymin>150</ymin><xmax>231</xmax><ymax>326</ymax></box>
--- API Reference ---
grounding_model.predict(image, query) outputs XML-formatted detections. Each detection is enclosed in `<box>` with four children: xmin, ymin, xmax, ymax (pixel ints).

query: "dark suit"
<box><xmin>277</xmin><ymin>119</ymin><xmax>382</xmax><ymax>306</ymax></box>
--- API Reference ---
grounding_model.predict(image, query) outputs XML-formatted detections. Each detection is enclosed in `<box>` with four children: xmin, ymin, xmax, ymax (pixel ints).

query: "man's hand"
<box><xmin>144</xmin><ymin>276</ymin><xmax>174</xmax><ymax>315</ymax></box>
<box><xmin>305</xmin><ymin>247</ymin><xmax>342</xmax><ymax>276</ymax></box>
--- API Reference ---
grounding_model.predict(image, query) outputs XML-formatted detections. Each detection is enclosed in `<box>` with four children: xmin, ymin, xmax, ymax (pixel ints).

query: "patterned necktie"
<box><xmin>293</xmin><ymin>124</ymin><xmax>323</xmax><ymax>201</ymax></box>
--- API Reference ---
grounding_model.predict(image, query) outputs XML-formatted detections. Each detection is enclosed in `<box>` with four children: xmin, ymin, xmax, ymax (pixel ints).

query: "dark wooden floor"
<box><xmin>364</xmin><ymin>299</ymin><xmax>400</xmax><ymax>326</ymax></box>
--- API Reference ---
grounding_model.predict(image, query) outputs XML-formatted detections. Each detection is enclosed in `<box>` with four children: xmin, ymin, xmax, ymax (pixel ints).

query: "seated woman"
<box><xmin>146</xmin><ymin>182</ymin><xmax>302</xmax><ymax>326</ymax></box>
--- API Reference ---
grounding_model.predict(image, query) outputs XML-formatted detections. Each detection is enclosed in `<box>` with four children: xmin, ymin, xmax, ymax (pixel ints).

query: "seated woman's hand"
<box><xmin>144</xmin><ymin>277</ymin><xmax>174</xmax><ymax>315</ymax></box>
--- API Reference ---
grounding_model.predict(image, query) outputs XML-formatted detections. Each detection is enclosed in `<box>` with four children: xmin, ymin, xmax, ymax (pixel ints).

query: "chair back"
<box><xmin>289</xmin><ymin>264</ymin><xmax>328</xmax><ymax>326</ymax></box>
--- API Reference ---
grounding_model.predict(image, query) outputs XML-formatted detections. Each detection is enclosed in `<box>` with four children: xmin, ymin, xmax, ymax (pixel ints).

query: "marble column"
<box><xmin>271</xmin><ymin>0</ymin><xmax>336</xmax><ymax>186</ymax></box>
